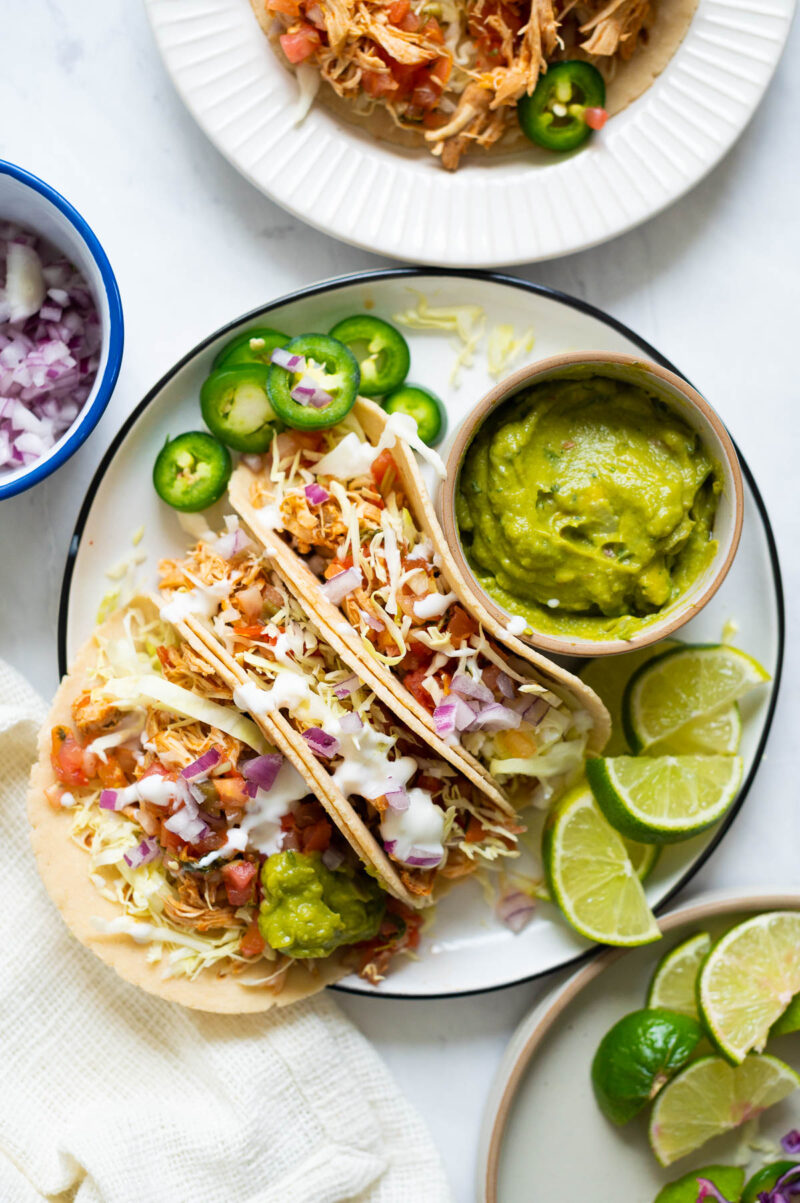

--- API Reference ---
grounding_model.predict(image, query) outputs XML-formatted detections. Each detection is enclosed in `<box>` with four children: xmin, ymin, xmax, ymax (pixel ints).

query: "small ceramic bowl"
<box><xmin>440</xmin><ymin>352</ymin><xmax>744</xmax><ymax>658</ymax></box>
<box><xmin>0</xmin><ymin>160</ymin><xmax>124</xmax><ymax>501</ymax></box>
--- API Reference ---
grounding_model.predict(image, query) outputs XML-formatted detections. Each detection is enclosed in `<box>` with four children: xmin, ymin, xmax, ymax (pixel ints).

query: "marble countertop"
<box><xmin>2</xmin><ymin>2</ymin><xmax>799</xmax><ymax>1198</ymax></box>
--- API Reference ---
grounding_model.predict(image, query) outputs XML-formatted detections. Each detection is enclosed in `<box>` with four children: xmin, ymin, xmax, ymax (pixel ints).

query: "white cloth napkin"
<box><xmin>0</xmin><ymin>659</ymin><xmax>452</xmax><ymax>1203</ymax></box>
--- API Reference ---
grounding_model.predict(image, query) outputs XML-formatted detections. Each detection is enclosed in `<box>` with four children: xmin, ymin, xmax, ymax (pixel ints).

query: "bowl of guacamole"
<box><xmin>441</xmin><ymin>353</ymin><xmax>743</xmax><ymax>656</ymax></box>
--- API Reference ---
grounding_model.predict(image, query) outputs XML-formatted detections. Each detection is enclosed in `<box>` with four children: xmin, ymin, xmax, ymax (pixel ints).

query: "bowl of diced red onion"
<box><xmin>0</xmin><ymin>161</ymin><xmax>123</xmax><ymax>499</ymax></box>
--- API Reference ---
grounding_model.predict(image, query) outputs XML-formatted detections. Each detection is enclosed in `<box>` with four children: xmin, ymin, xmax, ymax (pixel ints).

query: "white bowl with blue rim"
<box><xmin>0</xmin><ymin>161</ymin><xmax>124</xmax><ymax>501</ymax></box>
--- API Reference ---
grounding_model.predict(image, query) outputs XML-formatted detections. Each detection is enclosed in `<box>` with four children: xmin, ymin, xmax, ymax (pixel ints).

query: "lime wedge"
<box><xmin>649</xmin><ymin>1053</ymin><xmax>800</xmax><ymax>1166</ymax></box>
<box><xmin>654</xmin><ymin>1164</ymin><xmax>745</xmax><ymax>1203</ymax></box>
<box><xmin>771</xmin><ymin>994</ymin><xmax>800</xmax><ymax>1038</ymax></box>
<box><xmin>580</xmin><ymin>641</ymin><xmax>678</xmax><ymax>756</ymax></box>
<box><xmin>623</xmin><ymin>646</ymin><xmax>769</xmax><ymax>754</ymax></box>
<box><xmin>542</xmin><ymin>783</ymin><xmax>661</xmax><ymax>947</ymax></box>
<box><xmin>535</xmin><ymin>834</ymin><xmax>659</xmax><ymax>901</ymax></box>
<box><xmin>647</xmin><ymin>931</ymin><xmax>712</xmax><ymax>1019</ymax></box>
<box><xmin>651</xmin><ymin>704</ymin><xmax>742</xmax><ymax>757</ymax></box>
<box><xmin>698</xmin><ymin>912</ymin><xmax>800</xmax><ymax>1063</ymax></box>
<box><xmin>586</xmin><ymin>754</ymin><xmax>743</xmax><ymax>843</ymax></box>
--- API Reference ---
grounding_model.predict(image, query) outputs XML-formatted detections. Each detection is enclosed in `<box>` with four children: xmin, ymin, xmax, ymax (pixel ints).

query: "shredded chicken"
<box><xmin>579</xmin><ymin>0</ymin><xmax>649</xmax><ymax>57</ymax></box>
<box><xmin>163</xmin><ymin>894</ymin><xmax>243</xmax><ymax>932</ymax></box>
<box><xmin>72</xmin><ymin>690</ymin><xmax>124</xmax><ymax>738</ymax></box>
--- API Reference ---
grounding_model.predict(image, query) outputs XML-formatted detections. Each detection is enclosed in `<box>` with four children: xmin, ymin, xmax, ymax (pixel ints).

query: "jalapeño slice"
<box><xmin>518</xmin><ymin>61</ymin><xmax>606</xmax><ymax>152</ymax></box>
<box><xmin>212</xmin><ymin>326</ymin><xmax>290</xmax><ymax>369</ymax></box>
<box><xmin>153</xmin><ymin>431</ymin><xmax>231</xmax><ymax>512</ymax></box>
<box><xmin>267</xmin><ymin>333</ymin><xmax>360</xmax><ymax>430</ymax></box>
<box><xmin>382</xmin><ymin>384</ymin><xmax>447</xmax><ymax>447</ymax></box>
<box><xmin>328</xmin><ymin>315</ymin><xmax>410</xmax><ymax>397</ymax></box>
<box><xmin>200</xmin><ymin>365</ymin><xmax>279</xmax><ymax>452</ymax></box>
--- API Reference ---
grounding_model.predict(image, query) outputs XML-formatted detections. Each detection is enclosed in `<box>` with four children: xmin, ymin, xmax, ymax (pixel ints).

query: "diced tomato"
<box><xmin>585</xmin><ymin>107</ymin><xmax>609</xmax><ymax>131</ymax></box>
<box><xmin>370</xmin><ymin>449</ymin><xmax>397</xmax><ymax>487</ymax></box>
<box><xmin>401</xmin><ymin>638</ymin><xmax>433</xmax><ymax>674</ymax></box>
<box><xmin>430</xmin><ymin>54</ymin><xmax>451</xmax><ymax>84</ymax></box>
<box><xmin>415</xmin><ymin>773</ymin><xmax>443</xmax><ymax>794</ymax></box>
<box><xmin>399</xmin><ymin>10</ymin><xmax>420</xmax><ymax>30</ymax></box>
<box><xmin>402</xmin><ymin>666</ymin><xmax>435</xmax><ymax>713</ymax></box>
<box><xmin>386</xmin><ymin>0</ymin><xmax>409</xmax><ymax>21</ymax></box>
<box><xmin>324</xmin><ymin>558</ymin><xmax>354</xmax><ymax>578</ymax></box>
<box><xmin>447</xmin><ymin>606</ymin><xmax>478</xmax><ymax>645</ymax></box>
<box><xmin>233</xmin><ymin>623</ymin><xmax>269</xmax><ymax>641</ymax></box>
<box><xmin>97</xmin><ymin>755</ymin><xmax>129</xmax><ymax>789</ymax></box>
<box><xmin>280</xmin><ymin>25</ymin><xmax>321</xmax><ymax>63</ymax></box>
<box><xmin>301</xmin><ymin>818</ymin><xmax>332</xmax><ymax>853</ymax></box>
<box><xmin>268</xmin><ymin>0</ymin><xmax>301</xmax><ymax>13</ymax></box>
<box><xmin>240</xmin><ymin>919</ymin><xmax>266</xmax><ymax>958</ymax></box>
<box><xmin>465</xmin><ymin>816</ymin><xmax>488</xmax><ymax>843</ymax></box>
<box><xmin>411</xmin><ymin>79</ymin><xmax>440</xmax><ymax>109</ymax></box>
<box><xmin>468</xmin><ymin>0</ymin><xmax>522</xmax><ymax>66</ymax></box>
<box><xmin>50</xmin><ymin>726</ymin><xmax>89</xmax><ymax>788</ymax></box>
<box><xmin>420</xmin><ymin>17</ymin><xmax>444</xmax><ymax>42</ymax></box>
<box><xmin>140</xmin><ymin>761</ymin><xmax>172</xmax><ymax>779</ymax></box>
<box><xmin>362</xmin><ymin>70</ymin><xmax>399</xmax><ymax>98</ymax></box>
<box><xmin>215</xmin><ymin>773</ymin><xmax>251</xmax><ymax>811</ymax></box>
<box><xmin>160</xmin><ymin>822</ymin><xmax>185</xmax><ymax>854</ymax></box>
<box><xmin>222</xmin><ymin>860</ymin><xmax>258</xmax><ymax>906</ymax></box>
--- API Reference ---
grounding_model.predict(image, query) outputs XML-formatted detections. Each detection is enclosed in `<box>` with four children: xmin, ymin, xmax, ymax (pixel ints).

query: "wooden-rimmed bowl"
<box><xmin>440</xmin><ymin>352</ymin><xmax>744</xmax><ymax>658</ymax></box>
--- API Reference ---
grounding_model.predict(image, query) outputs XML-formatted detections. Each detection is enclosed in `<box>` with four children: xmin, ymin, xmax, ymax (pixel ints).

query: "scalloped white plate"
<box><xmin>143</xmin><ymin>0</ymin><xmax>794</xmax><ymax>265</ymax></box>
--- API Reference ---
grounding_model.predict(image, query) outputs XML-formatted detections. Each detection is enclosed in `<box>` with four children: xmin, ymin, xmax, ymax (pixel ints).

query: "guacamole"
<box><xmin>456</xmin><ymin>376</ymin><xmax>721</xmax><ymax>640</ymax></box>
<box><xmin>258</xmin><ymin>850</ymin><xmax>385</xmax><ymax>959</ymax></box>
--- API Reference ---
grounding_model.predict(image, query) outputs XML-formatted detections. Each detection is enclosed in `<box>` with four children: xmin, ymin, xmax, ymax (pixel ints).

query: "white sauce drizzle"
<box><xmin>379</xmin><ymin>788</ymin><xmax>445</xmax><ymax>864</ymax></box>
<box><xmin>413</xmin><ymin>590</ymin><xmax>457</xmax><ymax>620</ymax></box>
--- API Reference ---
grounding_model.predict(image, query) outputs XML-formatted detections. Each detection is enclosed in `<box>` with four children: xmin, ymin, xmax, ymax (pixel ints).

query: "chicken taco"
<box><xmin>28</xmin><ymin>599</ymin><xmax>428</xmax><ymax>1011</ymax></box>
<box><xmin>157</xmin><ymin>523</ymin><xmax>524</xmax><ymax>909</ymax></box>
<box><xmin>251</xmin><ymin>0</ymin><xmax>698</xmax><ymax>169</ymax></box>
<box><xmin>226</xmin><ymin>398</ymin><xmax>609</xmax><ymax>815</ymax></box>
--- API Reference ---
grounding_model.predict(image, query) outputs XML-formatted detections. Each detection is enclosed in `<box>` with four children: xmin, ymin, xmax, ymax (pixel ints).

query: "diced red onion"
<box><xmin>0</xmin><ymin>222</ymin><xmax>100</xmax><ymax>478</ymax></box>
<box><xmin>333</xmin><ymin>674</ymin><xmax>359</xmax><ymax>699</ymax></box>
<box><xmin>291</xmin><ymin>375</ymin><xmax>333</xmax><ymax>409</ymax></box>
<box><xmin>450</xmin><ymin>672</ymin><xmax>493</xmax><ymax>704</ymax></box>
<box><xmin>320</xmin><ymin>567</ymin><xmax>361</xmax><ymax>605</ymax></box>
<box><xmin>215</xmin><ymin>527</ymin><xmax>251</xmax><ymax>560</ymax></box>
<box><xmin>385</xmin><ymin>786</ymin><xmax>410</xmax><ymax>812</ymax></box>
<box><xmin>520</xmin><ymin>696</ymin><xmax>549</xmax><ymax>726</ymax></box>
<box><xmin>242</xmin><ymin>753</ymin><xmax>283</xmax><ymax>791</ymax></box>
<box><xmin>241</xmin><ymin>453</ymin><xmax>263</xmax><ymax>473</ymax></box>
<box><xmin>470</xmin><ymin>702</ymin><xmax>522</xmax><ymax>732</ymax></box>
<box><xmin>164</xmin><ymin>807</ymin><xmax>208</xmax><ymax>842</ymax></box>
<box><xmin>304</xmin><ymin>482</ymin><xmax>329</xmax><ymax>505</ymax></box>
<box><xmin>496</xmin><ymin>890</ymin><xmax>536</xmax><ymax>934</ymax></box>
<box><xmin>302</xmin><ymin>727</ymin><xmax>340</xmax><ymax>758</ymax></box>
<box><xmin>271</xmin><ymin>347</ymin><xmax>305</xmax><ymax>372</ymax></box>
<box><xmin>496</xmin><ymin>672</ymin><xmax>515</xmax><ymax>699</ymax></box>
<box><xmin>123</xmin><ymin>837</ymin><xmax>161</xmax><ymax>869</ymax></box>
<box><xmin>433</xmin><ymin>696</ymin><xmax>475</xmax><ymax>738</ymax></box>
<box><xmin>322</xmin><ymin>847</ymin><xmax>344</xmax><ymax>871</ymax></box>
<box><xmin>245</xmin><ymin>780</ymin><xmax>258</xmax><ymax>799</ymax></box>
<box><xmin>180</xmin><ymin>748</ymin><xmax>221</xmax><ymax>781</ymax></box>
<box><xmin>694</xmin><ymin>1181</ymin><xmax>732</xmax><ymax>1203</ymax></box>
<box><xmin>338</xmin><ymin>713</ymin><xmax>363</xmax><ymax>734</ymax></box>
<box><xmin>769</xmin><ymin>1165</ymin><xmax>800</xmax><ymax>1198</ymax></box>
<box><xmin>99</xmin><ymin>788</ymin><xmax>123</xmax><ymax>811</ymax></box>
<box><xmin>782</xmin><ymin>1129</ymin><xmax>800</xmax><ymax>1155</ymax></box>
<box><xmin>405</xmin><ymin>845</ymin><xmax>444</xmax><ymax>868</ymax></box>
<box><xmin>361</xmin><ymin>610</ymin><xmax>385</xmax><ymax>632</ymax></box>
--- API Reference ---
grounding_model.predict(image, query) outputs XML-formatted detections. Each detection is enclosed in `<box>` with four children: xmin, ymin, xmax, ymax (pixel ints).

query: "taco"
<box><xmin>226</xmin><ymin>399</ymin><xmax>609</xmax><ymax>814</ymax></box>
<box><xmin>157</xmin><ymin>524</ymin><xmax>523</xmax><ymax>906</ymax></box>
<box><xmin>251</xmin><ymin>0</ymin><xmax>698</xmax><ymax>169</ymax></box>
<box><xmin>28</xmin><ymin>599</ymin><xmax>425</xmax><ymax>1011</ymax></box>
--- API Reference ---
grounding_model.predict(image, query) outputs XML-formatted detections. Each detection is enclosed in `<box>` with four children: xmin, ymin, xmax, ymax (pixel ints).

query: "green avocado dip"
<box><xmin>258</xmin><ymin>850</ymin><xmax>385</xmax><ymax>959</ymax></box>
<box><xmin>456</xmin><ymin>376</ymin><xmax>721</xmax><ymax>640</ymax></box>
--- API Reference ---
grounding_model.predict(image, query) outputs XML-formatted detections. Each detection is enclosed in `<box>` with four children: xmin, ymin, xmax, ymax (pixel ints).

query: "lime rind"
<box><xmin>698</xmin><ymin>913</ymin><xmax>800</xmax><ymax>1064</ymax></box>
<box><xmin>649</xmin><ymin>1052</ymin><xmax>800</xmax><ymax>1166</ymax></box>
<box><xmin>543</xmin><ymin>785</ymin><xmax>661</xmax><ymax>947</ymax></box>
<box><xmin>587</xmin><ymin>754</ymin><xmax>743</xmax><ymax>844</ymax></box>
<box><xmin>647</xmin><ymin>931</ymin><xmax>713</xmax><ymax>1019</ymax></box>
<box><xmin>623</xmin><ymin>645</ymin><xmax>769</xmax><ymax>754</ymax></box>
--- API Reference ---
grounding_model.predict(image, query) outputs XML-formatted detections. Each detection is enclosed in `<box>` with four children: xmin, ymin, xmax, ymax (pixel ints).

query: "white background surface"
<box><xmin>1</xmin><ymin>2</ymin><xmax>797</xmax><ymax>1198</ymax></box>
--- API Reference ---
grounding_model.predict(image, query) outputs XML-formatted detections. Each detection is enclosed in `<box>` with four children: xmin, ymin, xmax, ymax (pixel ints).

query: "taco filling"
<box><xmin>44</xmin><ymin>603</ymin><xmax>420</xmax><ymax>991</ymax></box>
<box><xmin>232</xmin><ymin>418</ymin><xmax>592</xmax><ymax>811</ymax></box>
<box><xmin>159</xmin><ymin>525</ymin><xmax>523</xmax><ymax>900</ymax></box>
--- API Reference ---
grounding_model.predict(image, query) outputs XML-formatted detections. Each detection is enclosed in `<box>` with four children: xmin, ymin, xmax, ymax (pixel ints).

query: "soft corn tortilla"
<box><xmin>228</xmin><ymin>399</ymin><xmax>610</xmax><ymax>793</ymax></box>
<box><xmin>255</xmin><ymin>0</ymin><xmax>699</xmax><ymax>156</ymax></box>
<box><xmin>28</xmin><ymin>614</ymin><xmax>354</xmax><ymax>1014</ymax></box>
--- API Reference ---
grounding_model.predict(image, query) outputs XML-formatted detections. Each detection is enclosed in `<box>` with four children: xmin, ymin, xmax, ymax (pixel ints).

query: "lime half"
<box><xmin>587</xmin><ymin>754</ymin><xmax>743</xmax><ymax>843</ymax></box>
<box><xmin>698</xmin><ymin>912</ymin><xmax>800</xmax><ymax>1063</ymax></box>
<box><xmin>591</xmin><ymin>1008</ymin><xmax>703</xmax><ymax>1124</ymax></box>
<box><xmin>647</xmin><ymin>931</ymin><xmax>712</xmax><ymax>1019</ymax></box>
<box><xmin>649</xmin><ymin>1053</ymin><xmax>800</xmax><ymax>1166</ymax></box>
<box><xmin>654</xmin><ymin>1164</ymin><xmax>745</xmax><ymax>1203</ymax></box>
<box><xmin>542</xmin><ymin>784</ymin><xmax>661</xmax><ymax>947</ymax></box>
<box><xmin>623</xmin><ymin>645</ymin><xmax>769</xmax><ymax>754</ymax></box>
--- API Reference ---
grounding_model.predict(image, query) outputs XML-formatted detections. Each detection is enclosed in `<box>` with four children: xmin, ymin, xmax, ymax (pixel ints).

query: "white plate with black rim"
<box><xmin>477</xmin><ymin>888</ymin><xmax>800</xmax><ymax>1202</ymax></box>
<box><xmin>58</xmin><ymin>268</ymin><xmax>783</xmax><ymax>1000</ymax></box>
<box><xmin>142</xmin><ymin>0</ymin><xmax>794</xmax><ymax>266</ymax></box>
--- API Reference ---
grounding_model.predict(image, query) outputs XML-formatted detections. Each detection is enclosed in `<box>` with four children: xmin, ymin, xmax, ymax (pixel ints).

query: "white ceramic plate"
<box><xmin>478</xmin><ymin>889</ymin><xmax>800</xmax><ymax>1202</ymax></box>
<box><xmin>143</xmin><ymin>0</ymin><xmax>794</xmax><ymax>266</ymax></box>
<box><xmin>60</xmin><ymin>270</ymin><xmax>783</xmax><ymax>999</ymax></box>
